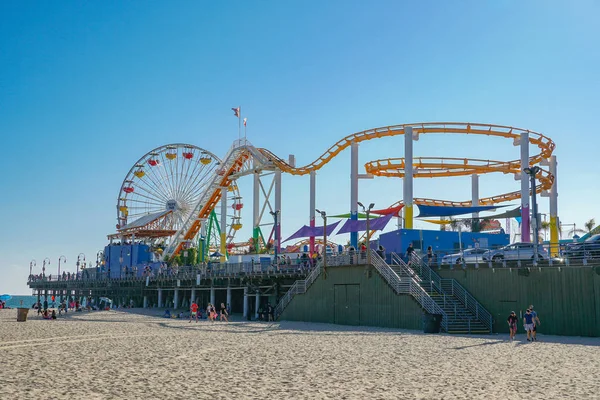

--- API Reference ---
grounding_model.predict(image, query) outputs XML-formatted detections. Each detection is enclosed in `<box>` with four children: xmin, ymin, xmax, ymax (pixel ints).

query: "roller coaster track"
<box><xmin>258</xmin><ymin>122</ymin><xmax>555</xmax><ymax>206</ymax></box>
<box><xmin>166</xmin><ymin>123</ymin><xmax>554</xmax><ymax>257</ymax></box>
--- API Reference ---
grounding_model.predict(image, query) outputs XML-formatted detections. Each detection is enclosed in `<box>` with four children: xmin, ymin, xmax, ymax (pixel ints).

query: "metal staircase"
<box><xmin>391</xmin><ymin>253</ymin><xmax>493</xmax><ymax>334</ymax></box>
<box><xmin>274</xmin><ymin>260</ymin><xmax>322</xmax><ymax>319</ymax></box>
<box><xmin>275</xmin><ymin>253</ymin><xmax>461</xmax><ymax>333</ymax></box>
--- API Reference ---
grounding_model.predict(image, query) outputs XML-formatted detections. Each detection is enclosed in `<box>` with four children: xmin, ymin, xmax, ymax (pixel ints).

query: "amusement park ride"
<box><xmin>108</xmin><ymin>122</ymin><xmax>560</xmax><ymax>262</ymax></box>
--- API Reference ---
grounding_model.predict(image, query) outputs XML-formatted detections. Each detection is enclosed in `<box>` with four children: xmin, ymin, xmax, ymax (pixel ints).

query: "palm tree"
<box><xmin>540</xmin><ymin>220</ymin><xmax>550</xmax><ymax>241</ymax></box>
<box><xmin>584</xmin><ymin>218</ymin><xmax>596</xmax><ymax>234</ymax></box>
<box><xmin>566</xmin><ymin>223</ymin><xmax>586</xmax><ymax>238</ymax></box>
<box><xmin>448</xmin><ymin>217</ymin><xmax>460</xmax><ymax>232</ymax></box>
<box><xmin>461</xmin><ymin>218</ymin><xmax>473</xmax><ymax>232</ymax></box>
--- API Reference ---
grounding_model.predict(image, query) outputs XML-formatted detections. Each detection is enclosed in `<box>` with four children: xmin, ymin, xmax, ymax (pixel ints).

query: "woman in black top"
<box><xmin>219</xmin><ymin>302</ymin><xmax>229</xmax><ymax>322</ymax></box>
<box><xmin>507</xmin><ymin>311</ymin><xmax>518</xmax><ymax>340</ymax></box>
<box><xmin>427</xmin><ymin>246</ymin><xmax>433</xmax><ymax>265</ymax></box>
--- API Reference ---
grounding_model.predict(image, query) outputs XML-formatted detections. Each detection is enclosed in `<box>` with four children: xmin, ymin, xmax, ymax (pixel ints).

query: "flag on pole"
<box><xmin>243</xmin><ymin>118</ymin><xmax>247</xmax><ymax>127</ymax></box>
<box><xmin>232</xmin><ymin>107</ymin><xmax>240</xmax><ymax>117</ymax></box>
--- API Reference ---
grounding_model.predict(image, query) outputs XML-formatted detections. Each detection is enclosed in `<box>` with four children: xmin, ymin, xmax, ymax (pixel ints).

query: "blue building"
<box><xmin>103</xmin><ymin>243</ymin><xmax>154</xmax><ymax>278</ymax></box>
<box><xmin>377</xmin><ymin>228</ymin><xmax>509</xmax><ymax>259</ymax></box>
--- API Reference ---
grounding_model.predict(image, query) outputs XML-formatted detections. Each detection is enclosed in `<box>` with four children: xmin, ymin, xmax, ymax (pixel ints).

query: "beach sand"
<box><xmin>0</xmin><ymin>309</ymin><xmax>598</xmax><ymax>400</ymax></box>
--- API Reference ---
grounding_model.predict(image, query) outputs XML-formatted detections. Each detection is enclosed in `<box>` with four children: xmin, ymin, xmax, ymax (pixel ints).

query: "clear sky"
<box><xmin>1</xmin><ymin>1</ymin><xmax>598</xmax><ymax>294</ymax></box>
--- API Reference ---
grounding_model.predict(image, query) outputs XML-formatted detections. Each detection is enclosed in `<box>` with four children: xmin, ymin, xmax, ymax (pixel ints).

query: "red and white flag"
<box><xmin>243</xmin><ymin>118</ymin><xmax>247</xmax><ymax>127</ymax></box>
<box><xmin>232</xmin><ymin>107</ymin><xmax>240</xmax><ymax>117</ymax></box>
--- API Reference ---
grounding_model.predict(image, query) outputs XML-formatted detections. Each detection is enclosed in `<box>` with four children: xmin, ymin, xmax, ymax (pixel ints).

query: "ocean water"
<box><xmin>2</xmin><ymin>295</ymin><xmax>41</xmax><ymax>309</ymax></box>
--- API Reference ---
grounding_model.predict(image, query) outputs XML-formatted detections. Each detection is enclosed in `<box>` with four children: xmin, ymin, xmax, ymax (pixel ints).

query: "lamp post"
<box><xmin>524</xmin><ymin>166</ymin><xmax>541</xmax><ymax>263</ymax></box>
<box><xmin>96</xmin><ymin>251</ymin><xmax>104</xmax><ymax>279</ymax></box>
<box><xmin>42</xmin><ymin>257</ymin><xmax>50</xmax><ymax>277</ymax></box>
<box><xmin>77</xmin><ymin>253</ymin><xmax>86</xmax><ymax>276</ymax></box>
<box><xmin>315</xmin><ymin>209</ymin><xmax>327</xmax><ymax>273</ymax></box>
<box><xmin>358</xmin><ymin>202</ymin><xmax>375</xmax><ymax>264</ymax></box>
<box><xmin>58</xmin><ymin>256</ymin><xmax>66</xmax><ymax>278</ymax></box>
<box><xmin>269</xmin><ymin>210</ymin><xmax>280</xmax><ymax>267</ymax></box>
<box><xmin>29</xmin><ymin>259</ymin><xmax>36</xmax><ymax>280</ymax></box>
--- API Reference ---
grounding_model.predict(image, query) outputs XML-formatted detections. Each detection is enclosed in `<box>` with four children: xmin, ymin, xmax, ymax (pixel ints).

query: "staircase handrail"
<box><xmin>274</xmin><ymin>260</ymin><xmax>323</xmax><ymax>318</ymax></box>
<box><xmin>370</xmin><ymin>253</ymin><xmax>448</xmax><ymax>331</ymax></box>
<box><xmin>410</xmin><ymin>253</ymin><xmax>494</xmax><ymax>333</ymax></box>
<box><xmin>441</xmin><ymin>278</ymin><xmax>494</xmax><ymax>332</ymax></box>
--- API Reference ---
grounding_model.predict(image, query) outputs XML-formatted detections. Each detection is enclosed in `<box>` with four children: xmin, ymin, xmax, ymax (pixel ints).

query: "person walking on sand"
<box><xmin>189</xmin><ymin>301</ymin><xmax>199</xmax><ymax>323</ymax></box>
<box><xmin>219</xmin><ymin>303</ymin><xmax>229</xmax><ymax>322</ymax></box>
<box><xmin>529</xmin><ymin>305</ymin><xmax>541</xmax><ymax>341</ymax></box>
<box><xmin>507</xmin><ymin>311</ymin><xmax>518</xmax><ymax>340</ymax></box>
<box><xmin>206</xmin><ymin>303</ymin><xmax>214</xmax><ymax>322</ymax></box>
<box><xmin>523</xmin><ymin>308</ymin><xmax>535</xmax><ymax>342</ymax></box>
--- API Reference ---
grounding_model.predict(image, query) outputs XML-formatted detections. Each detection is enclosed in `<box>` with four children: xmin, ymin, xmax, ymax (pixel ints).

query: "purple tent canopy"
<box><xmin>282</xmin><ymin>220</ymin><xmax>341</xmax><ymax>243</ymax></box>
<box><xmin>336</xmin><ymin>214</ymin><xmax>394</xmax><ymax>234</ymax></box>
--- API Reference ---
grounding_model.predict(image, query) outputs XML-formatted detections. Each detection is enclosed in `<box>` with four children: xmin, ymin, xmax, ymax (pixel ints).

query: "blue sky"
<box><xmin>1</xmin><ymin>1</ymin><xmax>598</xmax><ymax>294</ymax></box>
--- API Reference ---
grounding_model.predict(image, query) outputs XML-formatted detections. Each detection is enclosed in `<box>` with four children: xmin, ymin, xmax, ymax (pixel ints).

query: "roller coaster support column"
<box><xmin>519</xmin><ymin>132</ymin><xmax>531</xmax><ymax>243</ymax></box>
<box><xmin>220</xmin><ymin>187</ymin><xmax>227</xmax><ymax>262</ymax></box>
<box><xmin>403</xmin><ymin>126</ymin><xmax>414</xmax><ymax>229</ymax></box>
<box><xmin>520</xmin><ymin>131</ymin><xmax>531</xmax><ymax>242</ymax></box>
<box><xmin>309</xmin><ymin>171</ymin><xmax>316</xmax><ymax>255</ymax></box>
<box><xmin>472</xmin><ymin>174</ymin><xmax>479</xmax><ymax>231</ymax></box>
<box><xmin>253</xmin><ymin>163</ymin><xmax>260</xmax><ymax>252</ymax></box>
<box><xmin>199</xmin><ymin>219</ymin><xmax>207</xmax><ymax>263</ymax></box>
<box><xmin>275</xmin><ymin>170</ymin><xmax>282</xmax><ymax>254</ymax></box>
<box><xmin>549</xmin><ymin>155</ymin><xmax>559</xmax><ymax>256</ymax></box>
<box><xmin>350</xmin><ymin>142</ymin><xmax>359</xmax><ymax>248</ymax></box>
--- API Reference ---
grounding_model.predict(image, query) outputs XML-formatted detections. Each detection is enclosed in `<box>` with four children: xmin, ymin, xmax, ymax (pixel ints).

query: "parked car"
<box><xmin>486</xmin><ymin>242</ymin><xmax>549</xmax><ymax>262</ymax></box>
<box><xmin>441</xmin><ymin>248</ymin><xmax>489</xmax><ymax>265</ymax></box>
<box><xmin>564</xmin><ymin>234</ymin><xmax>600</xmax><ymax>259</ymax></box>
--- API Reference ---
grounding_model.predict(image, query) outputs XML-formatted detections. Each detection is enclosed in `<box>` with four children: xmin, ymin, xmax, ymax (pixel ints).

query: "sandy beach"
<box><xmin>0</xmin><ymin>309</ymin><xmax>598</xmax><ymax>400</ymax></box>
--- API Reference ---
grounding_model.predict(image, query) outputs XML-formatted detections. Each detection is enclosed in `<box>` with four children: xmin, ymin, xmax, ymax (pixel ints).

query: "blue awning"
<box><xmin>416</xmin><ymin>204</ymin><xmax>502</xmax><ymax>218</ymax></box>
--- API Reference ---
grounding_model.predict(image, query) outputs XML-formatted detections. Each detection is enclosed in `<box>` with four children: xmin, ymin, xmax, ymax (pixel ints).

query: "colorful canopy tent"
<box><xmin>421</xmin><ymin>207</ymin><xmax>521</xmax><ymax>225</ymax></box>
<box><xmin>282</xmin><ymin>221</ymin><xmax>341</xmax><ymax>243</ymax></box>
<box><xmin>329</xmin><ymin>212</ymin><xmax>376</xmax><ymax>219</ymax></box>
<box><xmin>422</xmin><ymin>219</ymin><xmax>453</xmax><ymax>225</ymax></box>
<box><xmin>416</xmin><ymin>204</ymin><xmax>502</xmax><ymax>218</ymax></box>
<box><xmin>337</xmin><ymin>214</ymin><xmax>394</xmax><ymax>234</ymax></box>
<box><xmin>329</xmin><ymin>205</ymin><xmax>403</xmax><ymax>219</ymax></box>
<box><xmin>471</xmin><ymin>206</ymin><xmax>521</xmax><ymax>219</ymax></box>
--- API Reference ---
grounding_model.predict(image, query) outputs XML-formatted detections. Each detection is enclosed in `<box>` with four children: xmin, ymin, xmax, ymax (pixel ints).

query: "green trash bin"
<box><xmin>17</xmin><ymin>307</ymin><xmax>29</xmax><ymax>322</ymax></box>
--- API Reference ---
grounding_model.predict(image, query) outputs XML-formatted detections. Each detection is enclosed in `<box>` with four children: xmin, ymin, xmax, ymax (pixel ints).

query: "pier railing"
<box><xmin>28</xmin><ymin>261</ymin><xmax>310</xmax><ymax>285</ymax></box>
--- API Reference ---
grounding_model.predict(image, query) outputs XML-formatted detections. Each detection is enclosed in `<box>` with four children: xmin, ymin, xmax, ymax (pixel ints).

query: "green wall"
<box><xmin>439</xmin><ymin>266</ymin><xmax>600</xmax><ymax>337</ymax></box>
<box><xmin>281</xmin><ymin>266</ymin><xmax>423</xmax><ymax>330</ymax></box>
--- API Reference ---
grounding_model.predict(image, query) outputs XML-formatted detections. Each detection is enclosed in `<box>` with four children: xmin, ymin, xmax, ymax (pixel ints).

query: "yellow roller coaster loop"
<box><xmin>365</xmin><ymin>156</ymin><xmax>554</xmax><ymax>206</ymax></box>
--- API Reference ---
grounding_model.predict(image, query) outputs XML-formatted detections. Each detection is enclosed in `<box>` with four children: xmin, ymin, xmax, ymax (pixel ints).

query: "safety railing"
<box><xmin>370</xmin><ymin>253</ymin><xmax>448</xmax><ymax>331</ymax></box>
<box><xmin>28</xmin><ymin>262</ymin><xmax>309</xmax><ymax>286</ymax></box>
<box><xmin>413</xmin><ymin>242</ymin><xmax>600</xmax><ymax>269</ymax></box>
<box><xmin>440</xmin><ymin>279</ymin><xmax>494</xmax><ymax>333</ymax></box>
<box><xmin>402</xmin><ymin>252</ymin><xmax>493</xmax><ymax>333</ymax></box>
<box><xmin>274</xmin><ymin>260</ymin><xmax>322</xmax><ymax>318</ymax></box>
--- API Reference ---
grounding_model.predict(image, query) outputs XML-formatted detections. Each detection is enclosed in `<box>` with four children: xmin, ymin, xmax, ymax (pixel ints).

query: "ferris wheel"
<box><xmin>116</xmin><ymin>144</ymin><xmax>242</xmax><ymax>250</ymax></box>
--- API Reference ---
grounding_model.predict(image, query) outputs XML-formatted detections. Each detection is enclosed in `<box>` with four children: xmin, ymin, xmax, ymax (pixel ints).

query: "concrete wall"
<box><xmin>281</xmin><ymin>265</ymin><xmax>423</xmax><ymax>330</ymax></box>
<box><xmin>439</xmin><ymin>266</ymin><xmax>600</xmax><ymax>337</ymax></box>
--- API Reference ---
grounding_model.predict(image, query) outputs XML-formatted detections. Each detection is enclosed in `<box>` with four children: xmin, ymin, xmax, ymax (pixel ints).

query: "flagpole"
<box><xmin>238</xmin><ymin>106</ymin><xmax>241</xmax><ymax>141</ymax></box>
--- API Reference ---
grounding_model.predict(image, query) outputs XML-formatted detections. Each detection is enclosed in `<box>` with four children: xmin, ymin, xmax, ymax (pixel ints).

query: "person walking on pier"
<box><xmin>507</xmin><ymin>311</ymin><xmax>518</xmax><ymax>340</ymax></box>
<box><xmin>529</xmin><ymin>305</ymin><xmax>541</xmax><ymax>341</ymax></box>
<box><xmin>406</xmin><ymin>243</ymin><xmax>415</xmax><ymax>266</ymax></box>
<box><xmin>190</xmin><ymin>301</ymin><xmax>199</xmax><ymax>323</ymax></box>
